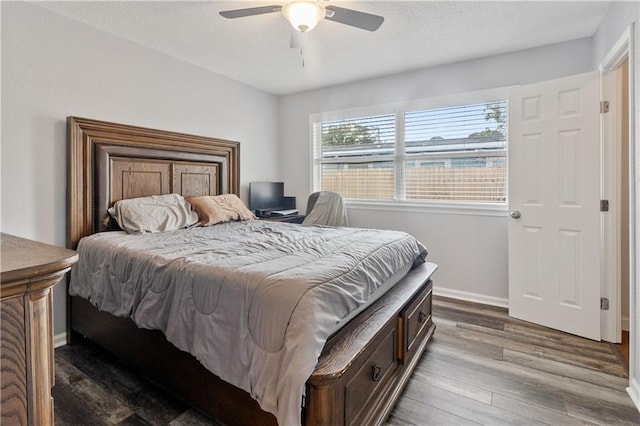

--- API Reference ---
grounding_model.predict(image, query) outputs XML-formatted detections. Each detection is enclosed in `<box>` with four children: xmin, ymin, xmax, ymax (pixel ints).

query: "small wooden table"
<box><xmin>0</xmin><ymin>233</ymin><xmax>78</xmax><ymax>426</ymax></box>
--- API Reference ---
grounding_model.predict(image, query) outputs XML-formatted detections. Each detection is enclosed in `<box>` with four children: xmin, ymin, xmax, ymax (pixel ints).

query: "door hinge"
<box><xmin>600</xmin><ymin>200</ymin><xmax>609</xmax><ymax>212</ymax></box>
<box><xmin>600</xmin><ymin>100</ymin><xmax>610</xmax><ymax>113</ymax></box>
<box><xmin>600</xmin><ymin>297</ymin><xmax>610</xmax><ymax>310</ymax></box>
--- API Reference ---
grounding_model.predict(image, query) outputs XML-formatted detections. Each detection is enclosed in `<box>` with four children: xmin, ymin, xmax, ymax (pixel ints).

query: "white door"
<box><xmin>508</xmin><ymin>72</ymin><xmax>601</xmax><ymax>340</ymax></box>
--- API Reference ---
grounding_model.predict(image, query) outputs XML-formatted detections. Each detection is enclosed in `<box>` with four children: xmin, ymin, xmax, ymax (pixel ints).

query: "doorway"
<box><xmin>609</xmin><ymin>57</ymin><xmax>631</xmax><ymax>368</ymax></box>
<box><xmin>620</xmin><ymin>58</ymin><xmax>630</xmax><ymax>368</ymax></box>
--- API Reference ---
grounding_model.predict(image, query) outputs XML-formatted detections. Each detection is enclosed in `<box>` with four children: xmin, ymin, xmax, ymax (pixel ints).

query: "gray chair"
<box><xmin>302</xmin><ymin>191</ymin><xmax>348</xmax><ymax>227</ymax></box>
<box><xmin>305</xmin><ymin>191</ymin><xmax>321</xmax><ymax>216</ymax></box>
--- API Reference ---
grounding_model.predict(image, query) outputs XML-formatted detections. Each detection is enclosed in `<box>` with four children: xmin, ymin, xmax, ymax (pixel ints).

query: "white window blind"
<box><xmin>315</xmin><ymin>114</ymin><xmax>396</xmax><ymax>200</ymax></box>
<box><xmin>312</xmin><ymin>100</ymin><xmax>507</xmax><ymax>204</ymax></box>
<box><xmin>404</xmin><ymin>102</ymin><xmax>507</xmax><ymax>203</ymax></box>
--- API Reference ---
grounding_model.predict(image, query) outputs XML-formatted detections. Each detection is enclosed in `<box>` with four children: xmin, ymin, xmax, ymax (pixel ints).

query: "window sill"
<box><xmin>344</xmin><ymin>199</ymin><xmax>508</xmax><ymax>217</ymax></box>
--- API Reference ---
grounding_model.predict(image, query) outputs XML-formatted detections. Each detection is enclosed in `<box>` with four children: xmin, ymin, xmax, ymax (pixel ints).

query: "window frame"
<box><xmin>309</xmin><ymin>88</ymin><xmax>510</xmax><ymax>215</ymax></box>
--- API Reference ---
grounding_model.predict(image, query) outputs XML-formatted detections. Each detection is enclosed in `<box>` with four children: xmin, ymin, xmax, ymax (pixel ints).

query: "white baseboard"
<box><xmin>628</xmin><ymin>378</ymin><xmax>640</xmax><ymax>413</ymax></box>
<box><xmin>622</xmin><ymin>316</ymin><xmax>630</xmax><ymax>332</ymax></box>
<box><xmin>54</xmin><ymin>332</ymin><xmax>67</xmax><ymax>349</ymax></box>
<box><xmin>432</xmin><ymin>286</ymin><xmax>508</xmax><ymax>309</ymax></box>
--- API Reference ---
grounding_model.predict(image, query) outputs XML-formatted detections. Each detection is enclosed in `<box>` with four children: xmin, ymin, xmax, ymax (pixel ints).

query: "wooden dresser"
<box><xmin>0</xmin><ymin>233</ymin><xmax>78</xmax><ymax>426</ymax></box>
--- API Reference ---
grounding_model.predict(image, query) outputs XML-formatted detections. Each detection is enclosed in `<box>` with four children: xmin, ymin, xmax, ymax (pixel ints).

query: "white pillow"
<box><xmin>108</xmin><ymin>194</ymin><xmax>198</xmax><ymax>234</ymax></box>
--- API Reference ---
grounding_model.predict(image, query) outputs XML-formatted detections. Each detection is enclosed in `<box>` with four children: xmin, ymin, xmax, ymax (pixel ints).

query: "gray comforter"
<box><xmin>69</xmin><ymin>220</ymin><xmax>427</xmax><ymax>425</ymax></box>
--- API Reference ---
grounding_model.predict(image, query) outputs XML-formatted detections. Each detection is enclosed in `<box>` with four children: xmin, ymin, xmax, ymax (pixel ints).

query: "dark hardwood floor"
<box><xmin>53</xmin><ymin>296</ymin><xmax>639</xmax><ymax>425</ymax></box>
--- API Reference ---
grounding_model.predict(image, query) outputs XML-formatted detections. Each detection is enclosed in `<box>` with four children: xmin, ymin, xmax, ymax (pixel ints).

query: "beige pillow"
<box><xmin>188</xmin><ymin>194</ymin><xmax>256</xmax><ymax>226</ymax></box>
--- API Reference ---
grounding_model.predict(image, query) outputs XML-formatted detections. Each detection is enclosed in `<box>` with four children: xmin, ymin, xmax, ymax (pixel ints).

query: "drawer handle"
<box><xmin>418</xmin><ymin>310</ymin><xmax>427</xmax><ymax>323</ymax></box>
<box><xmin>371</xmin><ymin>364</ymin><xmax>383</xmax><ymax>382</ymax></box>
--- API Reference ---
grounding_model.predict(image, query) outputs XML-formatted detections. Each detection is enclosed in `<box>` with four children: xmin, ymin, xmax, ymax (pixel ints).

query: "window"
<box><xmin>312</xmin><ymin>100</ymin><xmax>507</xmax><ymax>204</ymax></box>
<box><xmin>315</xmin><ymin>114</ymin><xmax>396</xmax><ymax>200</ymax></box>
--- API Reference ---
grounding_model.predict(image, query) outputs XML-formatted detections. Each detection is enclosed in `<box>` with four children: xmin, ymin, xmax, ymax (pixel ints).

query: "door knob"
<box><xmin>510</xmin><ymin>210</ymin><xmax>522</xmax><ymax>219</ymax></box>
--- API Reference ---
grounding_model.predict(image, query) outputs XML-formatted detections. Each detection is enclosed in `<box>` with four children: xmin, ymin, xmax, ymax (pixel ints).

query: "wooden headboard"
<box><xmin>67</xmin><ymin>117</ymin><xmax>240</xmax><ymax>249</ymax></box>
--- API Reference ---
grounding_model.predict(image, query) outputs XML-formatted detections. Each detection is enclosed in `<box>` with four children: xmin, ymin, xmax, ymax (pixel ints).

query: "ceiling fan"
<box><xmin>219</xmin><ymin>0</ymin><xmax>384</xmax><ymax>33</ymax></box>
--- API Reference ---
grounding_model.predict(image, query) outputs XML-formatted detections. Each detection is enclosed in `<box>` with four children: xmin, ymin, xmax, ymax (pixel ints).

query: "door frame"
<box><xmin>599</xmin><ymin>23</ymin><xmax>637</xmax><ymax>408</ymax></box>
<box><xmin>600</xmin><ymin>42</ymin><xmax>626</xmax><ymax>343</ymax></box>
<box><xmin>600</xmin><ymin>25</ymin><xmax>634</xmax><ymax>341</ymax></box>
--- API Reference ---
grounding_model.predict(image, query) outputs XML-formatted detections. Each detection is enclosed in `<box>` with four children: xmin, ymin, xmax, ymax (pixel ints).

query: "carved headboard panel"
<box><xmin>68</xmin><ymin>117</ymin><xmax>240</xmax><ymax>248</ymax></box>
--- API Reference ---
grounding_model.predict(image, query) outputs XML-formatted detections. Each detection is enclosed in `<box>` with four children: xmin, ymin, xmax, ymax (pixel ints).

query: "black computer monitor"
<box><xmin>249</xmin><ymin>182</ymin><xmax>284</xmax><ymax>211</ymax></box>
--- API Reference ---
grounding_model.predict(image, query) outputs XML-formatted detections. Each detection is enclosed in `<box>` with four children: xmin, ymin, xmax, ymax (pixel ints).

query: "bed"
<box><xmin>66</xmin><ymin>116</ymin><xmax>437</xmax><ymax>426</ymax></box>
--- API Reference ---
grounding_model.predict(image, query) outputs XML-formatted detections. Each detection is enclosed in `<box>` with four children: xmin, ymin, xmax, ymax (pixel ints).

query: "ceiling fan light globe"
<box><xmin>282</xmin><ymin>0</ymin><xmax>325</xmax><ymax>32</ymax></box>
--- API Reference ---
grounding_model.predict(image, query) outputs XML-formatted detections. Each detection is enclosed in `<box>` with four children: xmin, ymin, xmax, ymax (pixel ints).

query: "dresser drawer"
<box><xmin>399</xmin><ymin>281</ymin><xmax>432</xmax><ymax>363</ymax></box>
<box><xmin>343</xmin><ymin>324</ymin><xmax>398</xmax><ymax>425</ymax></box>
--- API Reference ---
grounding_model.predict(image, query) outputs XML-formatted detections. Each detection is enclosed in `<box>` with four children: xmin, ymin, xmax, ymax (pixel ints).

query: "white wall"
<box><xmin>592</xmin><ymin>0</ymin><xmax>640</xmax><ymax>412</ymax></box>
<box><xmin>278</xmin><ymin>38</ymin><xmax>594</xmax><ymax>302</ymax></box>
<box><xmin>1</xmin><ymin>2</ymin><xmax>281</xmax><ymax>335</ymax></box>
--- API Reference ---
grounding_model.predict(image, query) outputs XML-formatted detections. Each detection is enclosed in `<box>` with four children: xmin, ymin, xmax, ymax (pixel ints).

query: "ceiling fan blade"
<box><xmin>325</xmin><ymin>6</ymin><xmax>384</xmax><ymax>31</ymax></box>
<box><xmin>219</xmin><ymin>5</ymin><xmax>282</xmax><ymax>19</ymax></box>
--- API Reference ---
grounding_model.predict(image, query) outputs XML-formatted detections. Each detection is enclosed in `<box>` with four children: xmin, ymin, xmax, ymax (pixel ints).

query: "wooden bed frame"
<box><xmin>66</xmin><ymin>116</ymin><xmax>437</xmax><ymax>426</ymax></box>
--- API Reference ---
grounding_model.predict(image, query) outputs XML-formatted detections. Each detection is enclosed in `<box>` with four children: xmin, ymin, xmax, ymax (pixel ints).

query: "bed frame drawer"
<box><xmin>306</xmin><ymin>269</ymin><xmax>436</xmax><ymax>426</ymax></box>
<box><xmin>399</xmin><ymin>280</ymin><xmax>433</xmax><ymax>364</ymax></box>
<box><xmin>344</xmin><ymin>324</ymin><xmax>398</xmax><ymax>425</ymax></box>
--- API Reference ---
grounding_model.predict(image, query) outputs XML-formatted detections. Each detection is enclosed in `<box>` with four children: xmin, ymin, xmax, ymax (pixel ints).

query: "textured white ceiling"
<box><xmin>34</xmin><ymin>1</ymin><xmax>611</xmax><ymax>95</ymax></box>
